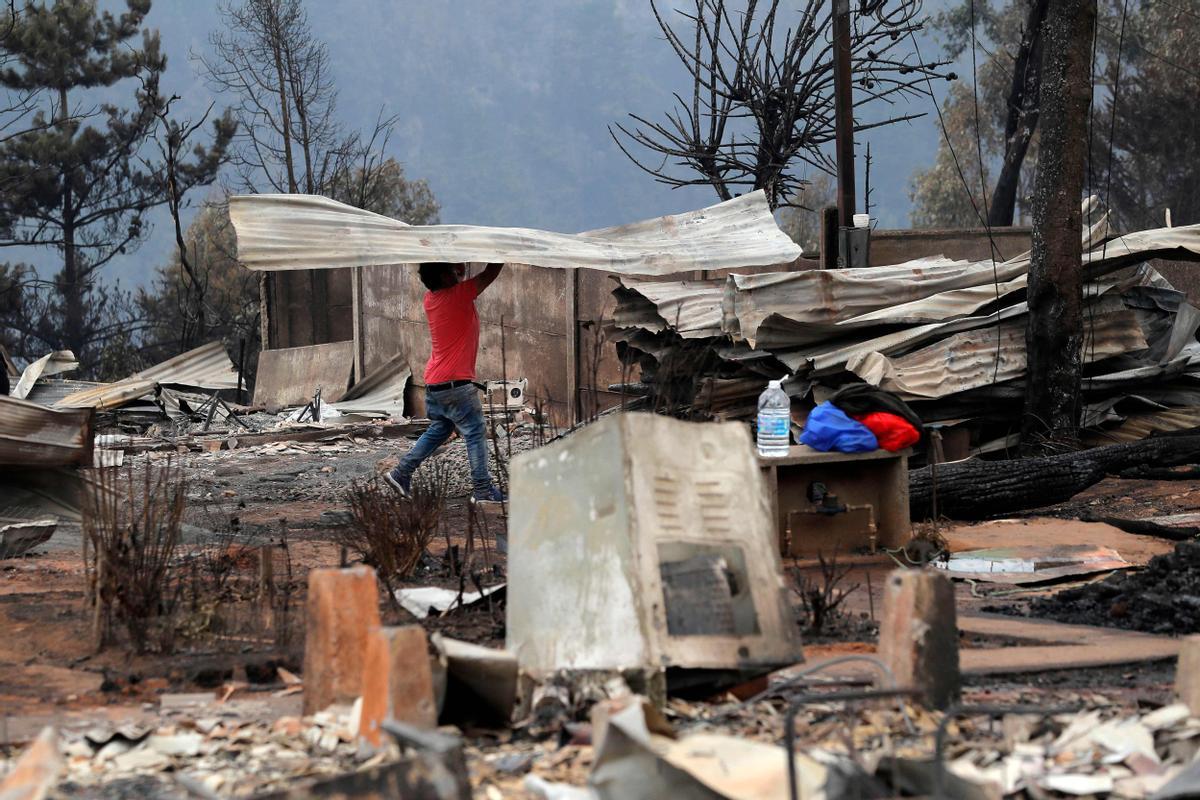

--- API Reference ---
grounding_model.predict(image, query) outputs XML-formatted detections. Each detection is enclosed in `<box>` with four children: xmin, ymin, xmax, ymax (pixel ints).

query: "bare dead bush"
<box><xmin>83</xmin><ymin>456</ymin><xmax>187</xmax><ymax>653</ymax></box>
<box><xmin>791</xmin><ymin>549</ymin><xmax>860</xmax><ymax>637</ymax></box>
<box><xmin>340</xmin><ymin>462</ymin><xmax>450</xmax><ymax>598</ymax></box>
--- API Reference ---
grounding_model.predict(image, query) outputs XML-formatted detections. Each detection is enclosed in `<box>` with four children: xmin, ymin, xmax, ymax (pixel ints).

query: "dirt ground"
<box><xmin>3</xmin><ymin>425</ymin><xmax>1199</xmax><ymax>795</ymax></box>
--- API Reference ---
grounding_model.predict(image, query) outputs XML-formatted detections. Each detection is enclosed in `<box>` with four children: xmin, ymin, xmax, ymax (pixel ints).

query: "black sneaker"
<box><xmin>470</xmin><ymin>486</ymin><xmax>506</xmax><ymax>505</ymax></box>
<box><xmin>383</xmin><ymin>469</ymin><xmax>411</xmax><ymax>499</ymax></box>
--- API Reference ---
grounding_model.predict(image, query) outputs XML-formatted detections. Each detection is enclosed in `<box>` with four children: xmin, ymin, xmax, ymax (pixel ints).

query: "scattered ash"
<box><xmin>1025</xmin><ymin>541</ymin><xmax>1200</xmax><ymax>634</ymax></box>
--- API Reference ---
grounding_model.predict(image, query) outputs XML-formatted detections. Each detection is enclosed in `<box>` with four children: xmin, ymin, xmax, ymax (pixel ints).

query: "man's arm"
<box><xmin>473</xmin><ymin>262</ymin><xmax>504</xmax><ymax>295</ymax></box>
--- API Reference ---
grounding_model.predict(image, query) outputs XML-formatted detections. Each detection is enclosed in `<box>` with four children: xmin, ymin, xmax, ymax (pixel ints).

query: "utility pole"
<box><xmin>832</xmin><ymin>0</ymin><xmax>855</xmax><ymax>231</ymax></box>
<box><xmin>1021</xmin><ymin>0</ymin><xmax>1096</xmax><ymax>448</ymax></box>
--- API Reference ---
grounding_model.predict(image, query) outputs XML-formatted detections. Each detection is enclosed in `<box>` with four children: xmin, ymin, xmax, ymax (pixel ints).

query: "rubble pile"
<box><xmin>486</xmin><ymin>692</ymin><xmax>1200</xmax><ymax>799</ymax></box>
<box><xmin>610</xmin><ymin>206</ymin><xmax>1200</xmax><ymax>451</ymax></box>
<box><xmin>10</xmin><ymin>704</ymin><xmax>396</xmax><ymax>800</ymax></box>
<box><xmin>1030</xmin><ymin>541</ymin><xmax>1200</xmax><ymax>634</ymax></box>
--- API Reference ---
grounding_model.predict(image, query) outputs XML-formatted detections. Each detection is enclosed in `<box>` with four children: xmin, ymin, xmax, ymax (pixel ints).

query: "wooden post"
<box><xmin>878</xmin><ymin>569</ymin><xmax>960</xmax><ymax>709</ymax></box>
<box><xmin>832</xmin><ymin>0</ymin><xmax>855</xmax><ymax>231</ymax></box>
<box><xmin>820</xmin><ymin>207</ymin><xmax>840</xmax><ymax>270</ymax></box>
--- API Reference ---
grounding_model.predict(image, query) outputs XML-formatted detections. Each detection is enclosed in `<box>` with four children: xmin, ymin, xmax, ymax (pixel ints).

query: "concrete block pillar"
<box><xmin>1175</xmin><ymin>635</ymin><xmax>1200</xmax><ymax>715</ymax></box>
<box><xmin>0</xmin><ymin>727</ymin><xmax>63</xmax><ymax>799</ymax></box>
<box><xmin>303</xmin><ymin>566</ymin><xmax>381</xmax><ymax>715</ymax></box>
<box><xmin>878</xmin><ymin>568</ymin><xmax>960</xmax><ymax>709</ymax></box>
<box><xmin>359</xmin><ymin>625</ymin><xmax>438</xmax><ymax>747</ymax></box>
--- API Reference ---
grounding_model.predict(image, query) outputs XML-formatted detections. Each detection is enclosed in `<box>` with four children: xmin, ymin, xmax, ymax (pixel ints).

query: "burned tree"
<box><xmin>989</xmin><ymin>0</ymin><xmax>1049</xmax><ymax>226</ymax></box>
<box><xmin>1021</xmin><ymin>0</ymin><xmax>1095</xmax><ymax>444</ymax></box>
<box><xmin>200</xmin><ymin>0</ymin><xmax>340</xmax><ymax>195</ymax></box>
<box><xmin>611</xmin><ymin>0</ymin><xmax>953</xmax><ymax>210</ymax></box>
<box><xmin>0</xmin><ymin>0</ymin><xmax>228</xmax><ymax>373</ymax></box>
<box><xmin>199</xmin><ymin>0</ymin><xmax>437</xmax><ymax>349</ymax></box>
<box><xmin>140</xmin><ymin>70</ymin><xmax>237</xmax><ymax>352</ymax></box>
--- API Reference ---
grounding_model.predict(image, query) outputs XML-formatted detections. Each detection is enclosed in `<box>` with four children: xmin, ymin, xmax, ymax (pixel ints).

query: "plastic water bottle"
<box><xmin>756</xmin><ymin>379</ymin><xmax>791</xmax><ymax>457</ymax></box>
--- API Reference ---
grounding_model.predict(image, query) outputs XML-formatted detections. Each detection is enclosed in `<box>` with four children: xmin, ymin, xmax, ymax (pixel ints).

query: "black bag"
<box><xmin>828</xmin><ymin>384</ymin><xmax>925</xmax><ymax>444</ymax></box>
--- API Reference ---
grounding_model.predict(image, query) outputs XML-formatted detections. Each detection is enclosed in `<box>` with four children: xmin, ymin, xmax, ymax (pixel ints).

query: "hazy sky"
<box><xmin>20</xmin><ymin>0</ymin><xmax>958</xmax><ymax>287</ymax></box>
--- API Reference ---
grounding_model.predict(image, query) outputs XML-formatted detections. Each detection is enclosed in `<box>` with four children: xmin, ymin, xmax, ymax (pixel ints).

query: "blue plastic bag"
<box><xmin>799</xmin><ymin>402</ymin><xmax>879</xmax><ymax>453</ymax></box>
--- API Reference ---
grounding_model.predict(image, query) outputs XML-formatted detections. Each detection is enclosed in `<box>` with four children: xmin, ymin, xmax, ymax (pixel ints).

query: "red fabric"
<box><xmin>851</xmin><ymin>411</ymin><xmax>920</xmax><ymax>452</ymax></box>
<box><xmin>423</xmin><ymin>278</ymin><xmax>481</xmax><ymax>384</ymax></box>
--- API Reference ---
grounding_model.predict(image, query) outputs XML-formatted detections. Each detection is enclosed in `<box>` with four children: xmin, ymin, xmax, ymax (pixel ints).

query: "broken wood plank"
<box><xmin>253</xmin><ymin>341</ymin><xmax>355</xmax><ymax>409</ymax></box>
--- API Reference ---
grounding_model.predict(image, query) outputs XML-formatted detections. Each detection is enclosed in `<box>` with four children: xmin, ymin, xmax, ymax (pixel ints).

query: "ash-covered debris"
<box><xmin>1028</xmin><ymin>541</ymin><xmax>1200</xmax><ymax>634</ymax></box>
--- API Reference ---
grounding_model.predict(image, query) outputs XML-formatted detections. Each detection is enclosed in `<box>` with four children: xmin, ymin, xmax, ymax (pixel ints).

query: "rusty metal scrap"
<box><xmin>0</xmin><ymin>395</ymin><xmax>93</xmax><ymax>467</ymax></box>
<box><xmin>54</xmin><ymin>342</ymin><xmax>239</xmax><ymax>410</ymax></box>
<box><xmin>610</xmin><ymin>200</ymin><xmax>1200</xmax><ymax>444</ymax></box>
<box><xmin>848</xmin><ymin>300</ymin><xmax>1147</xmax><ymax>400</ymax></box>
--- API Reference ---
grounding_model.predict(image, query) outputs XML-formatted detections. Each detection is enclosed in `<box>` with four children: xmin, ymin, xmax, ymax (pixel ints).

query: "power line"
<box><xmin>906</xmin><ymin>31</ymin><xmax>992</xmax><ymax>232</ymax></box>
<box><xmin>1095</xmin><ymin>19</ymin><xmax>1200</xmax><ymax>83</ymax></box>
<box><xmin>968</xmin><ymin>0</ymin><xmax>1005</xmax><ymax>384</ymax></box>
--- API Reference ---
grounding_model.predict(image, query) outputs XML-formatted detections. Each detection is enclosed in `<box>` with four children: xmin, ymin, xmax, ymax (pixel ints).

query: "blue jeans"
<box><xmin>395</xmin><ymin>384</ymin><xmax>494</xmax><ymax>492</ymax></box>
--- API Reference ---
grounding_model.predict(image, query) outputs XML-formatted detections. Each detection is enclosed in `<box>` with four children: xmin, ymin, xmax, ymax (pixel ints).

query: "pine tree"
<box><xmin>0</xmin><ymin>0</ymin><xmax>232</xmax><ymax>371</ymax></box>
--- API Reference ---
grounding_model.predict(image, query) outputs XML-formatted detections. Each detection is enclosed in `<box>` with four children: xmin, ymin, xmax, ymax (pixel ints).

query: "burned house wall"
<box><xmin>355</xmin><ymin>263</ymin><xmax>575</xmax><ymax>423</ymax></box>
<box><xmin>868</xmin><ymin>227</ymin><xmax>1033</xmax><ymax>266</ymax></box>
<box><xmin>270</xmin><ymin>227</ymin><xmax>1049</xmax><ymax>425</ymax></box>
<box><xmin>265</xmin><ymin>269</ymin><xmax>355</xmax><ymax>349</ymax></box>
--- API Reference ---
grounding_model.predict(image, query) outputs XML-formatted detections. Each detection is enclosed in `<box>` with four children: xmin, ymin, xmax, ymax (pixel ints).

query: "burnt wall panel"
<box><xmin>359</xmin><ymin>262</ymin><xmax>572</xmax><ymax>424</ymax></box>
<box><xmin>267</xmin><ymin>268</ymin><xmax>355</xmax><ymax>349</ymax></box>
<box><xmin>868</xmin><ymin>227</ymin><xmax>1033</xmax><ymax>266</ymax></box>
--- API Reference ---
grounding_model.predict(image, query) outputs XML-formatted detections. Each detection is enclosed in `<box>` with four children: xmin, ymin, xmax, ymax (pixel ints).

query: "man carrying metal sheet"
<box><xmin>385</xmin><ymin>262</ymin><xmax>506</xmax><ymax>504</ymax></box>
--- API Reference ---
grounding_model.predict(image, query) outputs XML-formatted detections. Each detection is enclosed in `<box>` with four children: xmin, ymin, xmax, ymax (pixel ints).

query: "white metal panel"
<box><xmin>229</xmin><ymin>190</ymin><xmax>803</xmax><ymax>277</ymax></box>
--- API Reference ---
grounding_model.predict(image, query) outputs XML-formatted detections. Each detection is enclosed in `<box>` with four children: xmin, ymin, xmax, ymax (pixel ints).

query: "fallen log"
<box><xmin>910</xmin><ymin>434</ymin><xmax>1200</xmax><ymax>521</ymax></box>
<box><xmin>1079</xmin><ymin>514</ymin><xmax>1200</xmax><ymax>541</ymax></box>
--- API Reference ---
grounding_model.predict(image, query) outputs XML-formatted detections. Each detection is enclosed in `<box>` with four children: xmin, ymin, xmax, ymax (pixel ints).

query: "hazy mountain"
<box><xmin>45</xmin><ymin>0</ymin><xmax>955</xmax><ymax>286</ymax></box>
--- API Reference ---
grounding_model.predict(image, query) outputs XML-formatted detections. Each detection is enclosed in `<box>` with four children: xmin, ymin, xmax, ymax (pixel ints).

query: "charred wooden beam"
<box><xmin>910</xmin><ymin>434</ymin><xmax>1200</xmax><ymax>521</ymax></box>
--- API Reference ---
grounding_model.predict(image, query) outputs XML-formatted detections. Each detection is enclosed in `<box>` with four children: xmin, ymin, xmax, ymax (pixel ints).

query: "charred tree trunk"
<box><xmin>910</xmin><ymin>434</ymin><xmax>1200</xmax><ymax>521</ymax></box>
<box><xmin>1021</xmin><ymin>0</ymin><xmax>1095</xmax><ymax>446</ymax></box>
<box><xmin>987</xmin><ymin>0</ymin><xmax>1049</xmax><ymax>227</ymax></box>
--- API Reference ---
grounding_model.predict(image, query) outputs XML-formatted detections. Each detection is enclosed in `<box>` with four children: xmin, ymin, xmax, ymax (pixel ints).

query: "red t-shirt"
<box><xmin>423</xmin><ymin>278</ymin><xmax>481</xmax><ymax>385</ymax></box>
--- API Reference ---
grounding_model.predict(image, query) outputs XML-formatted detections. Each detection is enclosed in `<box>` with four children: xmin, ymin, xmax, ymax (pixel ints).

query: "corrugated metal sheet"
<box><xmin>1082</xmin><ymin>407</ymin><xmax>1200</xmax><ymax>445</ymax></box>
<box><xmin>54</xmin><ymin>342</ymin><xmax>238</xmax><ymax>409</ymax></box>
<box><xmin>228</xmin><ymin>190</ymin><xmax>803</xmax><ymax>276</ymax></box>
<box><xmin>720</xmin><ymin>223</ymin><xmax>1200</xmax><ymax>348</ymax></box>
<box><xmin>779</xmin><ymin>276</ymin><xmax>1140</xmax><ymax>375</ymax></box>
<box><xmin>25</xmin><ymin>378</ymin><xmax>105</xmax><ymax>406</ymax></box>
<box><xmin>616</xmin><ymin>278</ymin><xmax>726</xmax><ymax>338</ymax></box>
<box><xmin>12</xmin><ymin>350</ymin><xmax>78</xmax><ymax>400</ymax></box>
<box><xmin>0</xmin><ymin>395</ymin><xmax>93</xmax><ymax>467</ymax></box>
<box><xmin>333</xmin><ymin>352</ymin><xmax>410</xmax><ymax>417</ymax></box>
<box><xmin>847</xmin><ymin>299</ymin><xmax>1147</xmax><ymax>399</ymax></box>
<box><xmin>610</xmin><ymin>286</ymin><xmax>667</xmax><ymax>334</ymax></box>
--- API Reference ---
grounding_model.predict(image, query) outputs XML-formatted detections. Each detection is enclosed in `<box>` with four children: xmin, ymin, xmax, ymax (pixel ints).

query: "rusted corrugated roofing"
<box><xmin>228</xmin><ymin>190</ymin><xmax>803</xmax><ymax>276</ymax></box>
<box><xmin>720</xmin><ymin>223</ymin><xmax>1200</xmax><ymax>348</ymax></box>
<box><xmin>0</xmin><ymin>395</ymin><xmax>93</xmax><ymax>467</ymax></box>
<box><xmin>847</xmin><ymin>299</ymin><xmax>1147</xmax><ymax>400</ymax></box>
<box><xmin>54</xmin><ymin>342</ymin><xmax>238</xmax><ymax>410</ymax></box>
<box><xmin>1083</xmin><ymin>407</ymin><xmax>1200</xmax><ymax>445</ymax></box>
<box><xmin>616</xmin><ymin>278</ymin><xmax>726</xmax><ymax>338</ymax></box>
